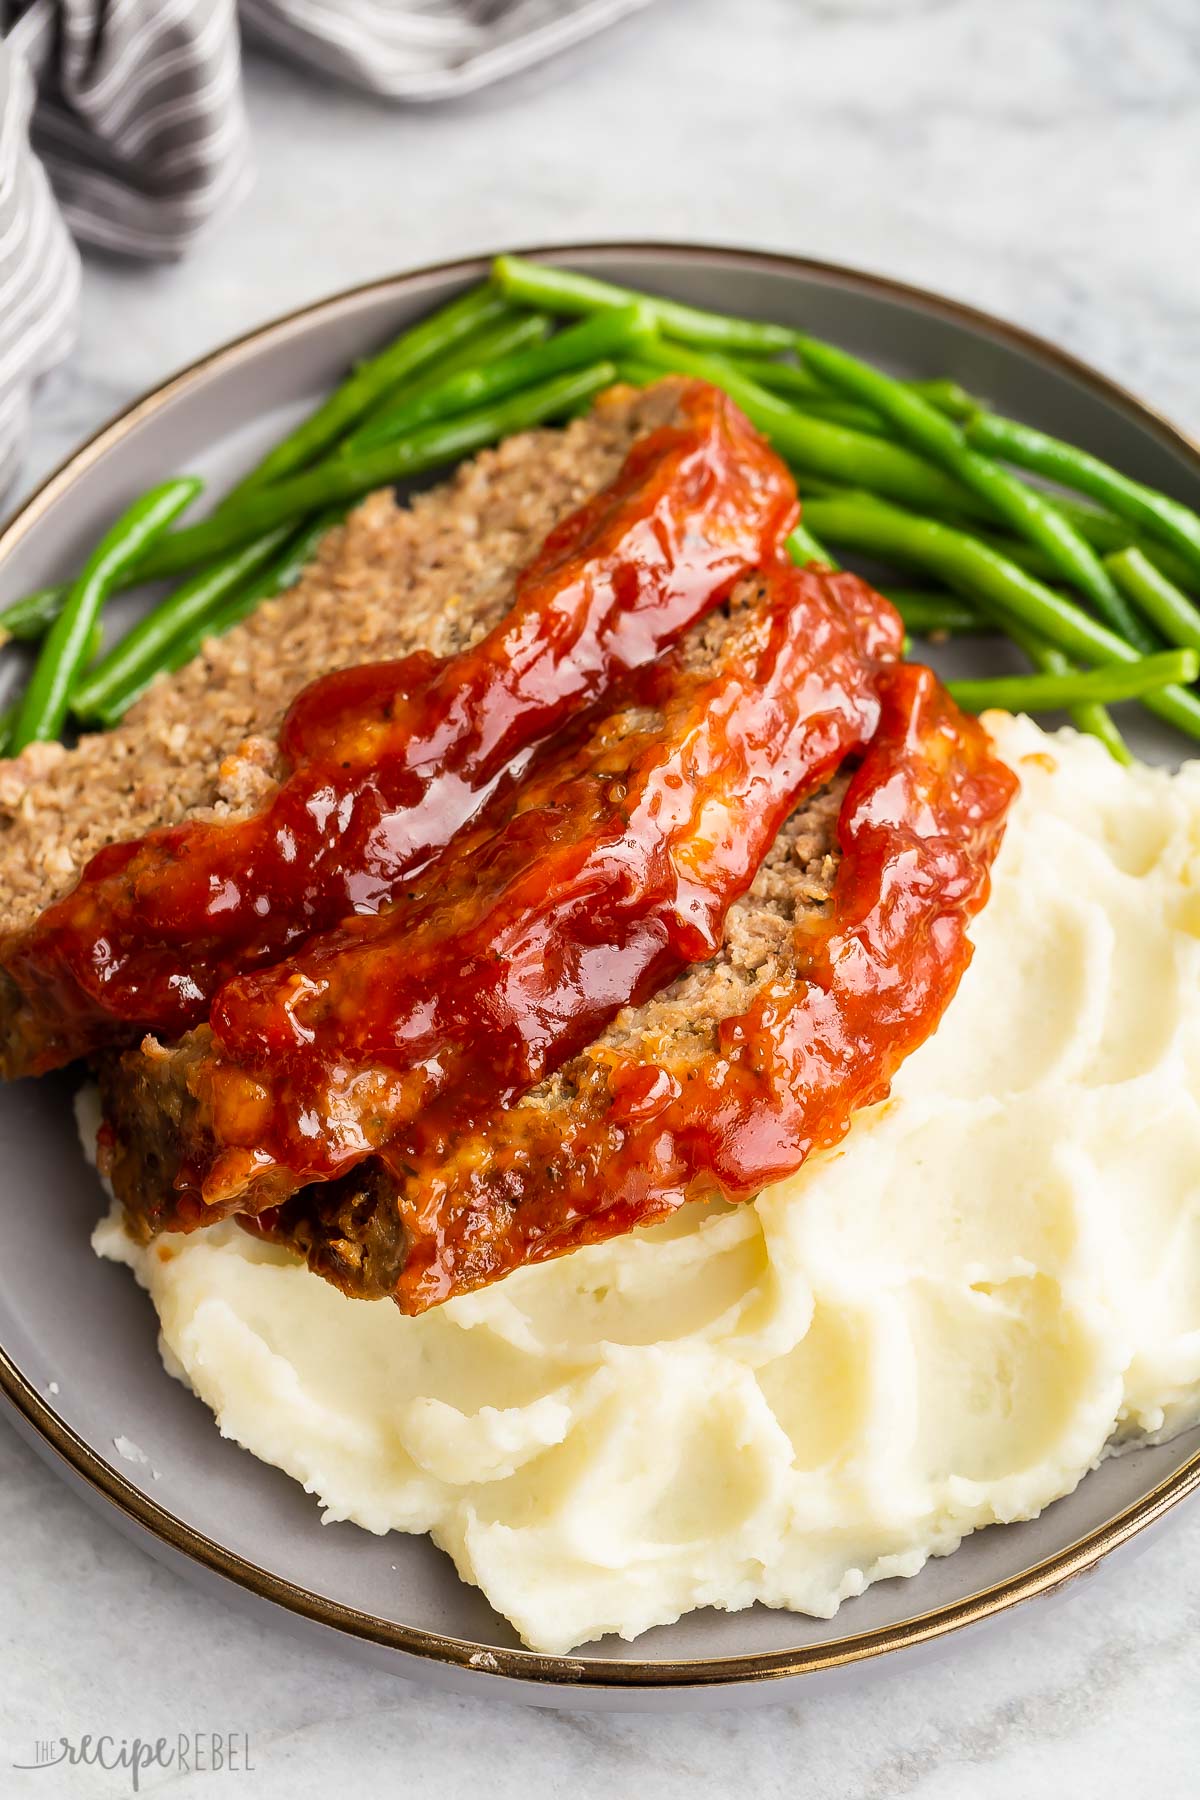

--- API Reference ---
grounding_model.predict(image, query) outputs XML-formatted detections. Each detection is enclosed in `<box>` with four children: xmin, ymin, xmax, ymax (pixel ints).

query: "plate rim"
<box><xmin>4</xmin><ymin>239</ymin><xmax>1200</xmax><ymax>1692</ymax></box>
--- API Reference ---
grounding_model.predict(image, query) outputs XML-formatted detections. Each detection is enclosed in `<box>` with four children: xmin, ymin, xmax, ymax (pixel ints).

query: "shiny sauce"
<box><xmin>122</xmin><ymin>564</ymin><xmax>904</xmax><ymax>1220</ymax></box>
<box><xmin>348</xmin><ymin>663</ymin><xmax>1017</xmax><ymax>1312</ymax></box>
<box><xmin>5</xmin><ymin>380</ymin><xmax>797</xmax><ymax>1073</ymax></box>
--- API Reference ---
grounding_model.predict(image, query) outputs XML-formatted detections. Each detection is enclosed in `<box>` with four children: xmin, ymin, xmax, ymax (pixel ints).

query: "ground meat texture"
<box><xmin>100</xmin><ymin>557</ymin><xmax>898</xmax><ymax>1236</ymax></box>
<box><xmin>0</xmin><ymin>383</ymin><xmax>692</xmax><ymax>1074</ymax></box>
<box><xmin>258</xmin><ymin>665</ymin><xmax>1016</xmax><ymax>1313</ymax></box>
<box><xmin>0</xmin><ymin>382</ymin><xmax>685</xmax><ymax>938</ymax></box>
<box><xmin>254</xmin><ymin>779</ymin><xmax>846</xmax><ymax>1300</ymax></box>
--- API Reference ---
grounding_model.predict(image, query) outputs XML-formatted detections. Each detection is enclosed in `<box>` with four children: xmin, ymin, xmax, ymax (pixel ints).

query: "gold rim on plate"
<box><xmin>2</xmin><ymin>243</ymin><xmax>1199</xmax><ymax>1692</ymax></box>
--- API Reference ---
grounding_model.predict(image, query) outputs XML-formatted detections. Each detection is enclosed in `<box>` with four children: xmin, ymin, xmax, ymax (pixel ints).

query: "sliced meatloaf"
<box><xmin>0</xmin><ymin>383</ymin><xmax>706</xmax><ymax>1083</ymax></box>
<box><xmin>100</xmin><ymin>562</ymin><xmax>895</xmax><ymax>1234</ymax></box>
<box><xmin>0</xmin><ymin>381</ymin><xmax>685</xmax><ymax>941</ymax></box>
<box><xmin>257</xmin><ymin>778</ymin><xmax>847</xmax><ymax>1299</ymax></box>
<box><xmin>2</xmin><ymin>377</ymin><xmax>799</xmax><ymax>1080</ymax></box>
<box><xmin>253</xmin><ymin>662</ymin><xmax>1016</xmax><ymax>1315</ymax></box>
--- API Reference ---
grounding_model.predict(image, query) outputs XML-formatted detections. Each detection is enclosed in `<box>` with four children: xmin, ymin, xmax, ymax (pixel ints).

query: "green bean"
<box><xmin>915</xmin><ymin>485</ymin><xmax>1199</xmax><ymax>589</ymax></box>
<box><xmin>795</xmin><ymin>334</ymin><xmax>1155</xmax><ymax>650</ymax></box>
<box><xmin>852</xmin><ymin>464</ymin><xmax>1200</xmax><ymax>594</ymax></box>
<box><xmin>347</xmin><ymin>305</ymin><xmax>652</xmax><ymax>454</ymax></box>
<box><xmin>1004</xmin><ymin>525</ymin><xmax>1198</xmax><ymax>598</ymax></box>
<box><xmin>796</xmin><ymin>477</ymin><xmax>1200</xmax><ymax>596</ymax></box>
<box><xmin>402</xmin><ymin>309</ymin><xmax>550</xmax><ymax>385</ymax></box>
<box><xmin>615</xmin><ymin>357</ymin><xmax>672</xmax><ymax>389</ymax></box>
<box><xmin>1003</xmin><ymin>624</ymin><xmax>1132</xmax><ymax>764</ymax></box>
<box><xmin>1071</xmin><ymin>699</ymin><xmax>1132</xmax><ymax>764</ymax></box>
<box><xmin>492</xmin><ymin>255</ymin><xmax>794</xmax><ymax>353</ymax></box>
<box><xmin>344</xmin><ymin>312</ymin><xmax>552</xmax><ymax>449</ymax></box>
<box><xmin>128</xmin><ymin>364</ymin><xmax>618</xmax><ymax>583</ymax></box>
<box><xmin>949</xmin><ymin>649</ymin><xmax>1197</xmax><ymax>713</ymax></box>
<box><xmin>92</xmin><ymin>510</ymin><xmax>344</xmax><ymax>728</ymax></box>
<box><xmin>1103</xmin><ymin>546</ymin><xmax>1200</xmax><ymax>655</ymax></box>
<box><xmin>751</xmin><ymin>361</ymin><xmax>977</xmax><ymax>424</ymax></box>
<box><xmin>0</xmin><ymin>321</ymin><xmax>549</xmax><ymax>653</ymax></box>
<box><xmin>192</xmin><ymin>518</ymin><xmax>336</xmax><ymax>642</ymax></box>
<box><xmin>911</xmin><ymin>378</ymin><xmax>978</xmax><ymax>422</ymax></box>
<box><xmin>262</xmin><ymin>506</ymin><xmax>345</xmax><ymax>591</ymax></box>
<box><xmin>1073</xmin><ymin>700</ymin><xmax>1132</xmax><ymax>763</ymax></box>
<box><xmin>2</xmin><ymin>305</ymin><xmax>539</xmax><ymax>649</ymax></box>
<box><xmin>625</xmin><ymin>339</ymin><xmax>993</xmax><ymax>522</ymax></box>
<box><xmin>755</xmin><ymin>370</ymin><xmax>907</xmax><ymax>436</ymax></box>
<box><xmin>887</xmin><ymin>593</ymin><xmax>991</xmax><ymax>636</ymax></box>
<box><xmin>11</xmin><ymin>478</ymin><xmax>201</xmax><ymax>751</ymax></box>
<box><xmin>792</xmin><ymin>389</ymin><xmax>985</xmax><ymax>438</ymax></box>
<box><xmin>735</xmin><ymin>361</ymin><xmax>827</xmax><ymax>402</ymax></box>
<box><xmin>71</xmin><ymin>524</ymin><xmax>295</xmax><ymax>722</ymax></box>
<box><xmin>0</xmin><ymin>623</ymin><xmax>104</xmax><ymax>751</ymax></box>
<box><xmin>790</xmin><ymin>529</ymin><xmax>991</xmax><ymax>637</ymax></box>
<box><xmin>800</xmin><ymin>491</ymin><xmax>1200</xmax><ymax>740</ymax></box>
<box><xmin>966</xmin><ymin>410</ymin><xmax>1200</xmax><ymax>583</ymax></box>
<box><xmin>1055</xmin><ymin>503</ymin><xmax>1199</xmax><ymax>591</ymax></box>
<box><xmin>227</xmin><ymin>281</ymin><xmax>511</xmax><ymax>499</ymax></box>
<box><xmin>786</xmin><ymin>524</ymin><xmax>838</xmax><ymax>568</ymax></box>
<box><xmin>788</xmin><ymin>396</ymin><xmax>886</xmax><ymax>434</ymax></box>
<box><xmin>0</xmin><ymin>585</ymin><xmax>68</xmax><ymax>644</ymax></box>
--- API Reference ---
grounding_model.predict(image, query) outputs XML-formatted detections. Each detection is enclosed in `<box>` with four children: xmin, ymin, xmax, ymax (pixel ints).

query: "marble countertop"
<box><xmin>4</xmin><ymin>0</ymin><xmax>1200</xmax><ymax>1791</ymax></box>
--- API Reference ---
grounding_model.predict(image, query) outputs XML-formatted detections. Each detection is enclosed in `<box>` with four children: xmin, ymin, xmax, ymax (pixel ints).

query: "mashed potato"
<box><xmin>93</xmin><ymin>715</ymin><xmax>1200</xmax><ymax>1654</ymax></box>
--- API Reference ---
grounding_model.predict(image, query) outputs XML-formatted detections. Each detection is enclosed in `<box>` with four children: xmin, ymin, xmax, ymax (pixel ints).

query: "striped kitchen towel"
<box><xmin>0</xmin><ymin>0</ymin><xmax>653</xmax><ymax>490</ymax></box>
<box><xmin>242</xmin><ymin>0</ymin><xmax>656</xmax><ymax>102</ymax></box>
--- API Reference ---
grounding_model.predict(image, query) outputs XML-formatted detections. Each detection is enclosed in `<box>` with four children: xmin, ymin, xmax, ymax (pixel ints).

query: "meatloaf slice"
<box><xmin>256</xmin><ymin>664</ymin><xmax>1016</xmax><ymax>1314</ymax></box>
<box><xmin>0</xmin><ymin>381</ymin><xmax>689</xmax><ymax>1071</ymax></box>
<box><xmin>100</xmin><ymin>563</ymin><xmax>898</xmax><ymax>1234</ymax></box>
<box><xmin>256</xmin><ymin>778</ymin><xmax>847</xmax><ymax>1300</ymax></box>
<box><xmin>2</xmin><ymin>378</ymin><xmax>798</xmax><ymax>1079</ymax></box>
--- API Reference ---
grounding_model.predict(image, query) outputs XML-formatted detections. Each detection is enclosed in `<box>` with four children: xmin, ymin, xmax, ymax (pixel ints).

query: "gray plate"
<box><xmin>3</xmin><ymin>245</ymin><xmax>1200</xmax><ymax>1710</ymax></box>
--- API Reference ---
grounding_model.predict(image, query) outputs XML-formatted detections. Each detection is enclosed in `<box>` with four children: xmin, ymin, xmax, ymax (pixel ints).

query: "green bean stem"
<box><xmin>71</xmin><ymin>524</ymin><xmax>295</xmax><ymax>722</ymax></box>
<box><xmin>966</xmin><ymin>410</ymin><xmax>1200</xmax><ymax>583</ymax></box>
<box><xmin>10</xmin><ymin>478</ymin><xmax>202</xmax><ymax>751</ymax></box>
<box><xmin>800</xmin><ymin>491</ymin><xmax>1200</xmax><ymax>740</ymax></box>
<box><xmin>492</xmin><ymin>254</ymin><xmax>794</xmax><ymax>353</ymax></box>
<box><xmin>227</xmin><ymin>281</ymin><xmax>511</xmax><ymax>499</ymax></box>
<box><xmin>795</xmin><ymin>334</ymin><xmax>1155</xmax><ymax>650</ymax></box>
<box><xmin>348</xmin><ymin>305</ymin><xmax>652</xmax><ymax>455</ymax></box>
<box><xmin>131</xmin><ymin>363</ymin><xmax>618</xmax><ymax>583</ymax></box>
<box><xmin>1105</xmin><ymin>546</ymin><xmax>1200</xmax><ymax>654</ymax></box>
<box><xmin>949</xmin><ymin>649</ymin><xmax>1196</xmax><ymax>714</ymax></box>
